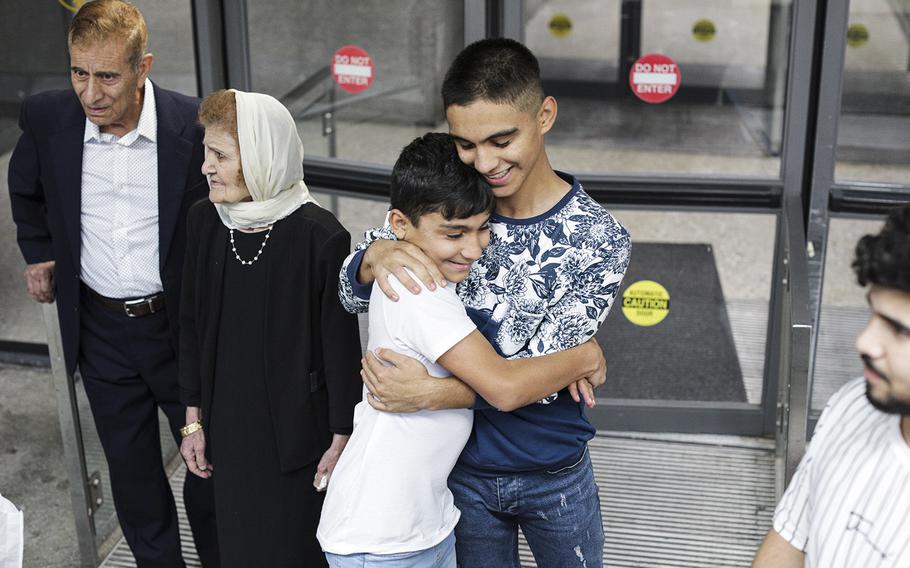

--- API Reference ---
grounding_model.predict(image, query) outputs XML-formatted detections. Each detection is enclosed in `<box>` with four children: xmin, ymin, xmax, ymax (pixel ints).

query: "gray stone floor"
<box><xmin>0</xmin><ymin>363</ymin><xmax>79</xmax><ymax>568</ymax></box>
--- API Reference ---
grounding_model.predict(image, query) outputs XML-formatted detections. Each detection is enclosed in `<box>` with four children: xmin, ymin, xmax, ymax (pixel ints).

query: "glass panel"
<box><xmin>601</xmin><ymin>210</ymin><xmax>776</xmax><ymax>404</ymax></box>
<box><xmin>0</xmin><ymin>162</ymin><xmax>46</xmax><ymax>345</ymax></box>
<box><xmin>834</xmin><ymin>0</ymin><xmax>910</xmax><ymax>185</ymax></box>
<box><xmin>0</xmin><ymin>3</ymin><xmax>71</xmax><ymax>344</ymax></box>
<box><xmin>247</xmin><ymin>1</ymin><xmax>464</xmax><ymax>165</ymax></box>
<box><xmin>523</xmin><ymin>0</ymin><xmax>789</xmax><ymax>178</ymax></box>
<box><xmin>134</xmin><ymin>0</ymin><xmax>198</xmax><ymax>96</ymax></box>
<box><xmin>810</xmin><ymin>217</ymin><xmax>884</xmax><ymax>412</ymax></box>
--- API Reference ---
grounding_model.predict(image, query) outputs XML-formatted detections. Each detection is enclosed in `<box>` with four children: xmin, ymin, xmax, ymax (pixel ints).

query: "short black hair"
<box><xmin>441</xmin><ymin>38</ymin><xmax>544</xmax><ymax>112</ymax></box>
<box><xmin>853</xmin><ymin>204</ymin><xmax>910</xmax><ymax>294</ymax></box>
<box><xmin>390</xmin><ymin>132</ymin><xmax>494</xmax><ymax>226</ymax></box>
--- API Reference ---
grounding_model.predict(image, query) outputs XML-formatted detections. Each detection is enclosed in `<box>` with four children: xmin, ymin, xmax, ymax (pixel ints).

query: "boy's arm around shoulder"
<box><xmin>337</xmin><ymin>214</ymin><xmax>448</xmax><ymax>314</ymax></box>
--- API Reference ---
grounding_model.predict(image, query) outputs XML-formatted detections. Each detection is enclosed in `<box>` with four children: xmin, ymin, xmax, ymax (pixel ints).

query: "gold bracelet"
<box><xmin>180</xmin><ymin>420</ymin><xmax>202</xmax><ymax>438</ymax></box>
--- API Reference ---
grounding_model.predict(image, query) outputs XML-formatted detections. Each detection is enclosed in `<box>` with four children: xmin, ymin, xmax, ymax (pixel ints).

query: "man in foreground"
<box><xmin>753</xmin><ymin>204</ymin><xmax>910</xmax><ymax>567</ymax></box>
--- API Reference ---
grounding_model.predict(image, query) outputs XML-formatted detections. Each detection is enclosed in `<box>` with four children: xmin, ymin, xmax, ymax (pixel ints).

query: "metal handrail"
<box><xmin>830</xmin><ymin>184</ymin><xmax>910</xmax><ymax>215</ymax></box>
<box><xmin>302</xmin><ymin>154</ymin><xmax>784</xmax><ymax>210</ymax></box>
<box><xmin>42</xmin><ymin>303</ymin><xmax>98</xmax><ymax>567</ymax></box>
<box><xmin>777</xmin><ymin>191</ymin><xmax>814</xmax><ymax>488</ymax></box>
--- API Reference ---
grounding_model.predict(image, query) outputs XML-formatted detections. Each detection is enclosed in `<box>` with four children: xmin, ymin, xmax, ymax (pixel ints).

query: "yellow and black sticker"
<box><xmin>692</xmin><ymin>19</ymin><xmax>716</xmax><ymax>42</ymax></box>
<box><xmin>847</xmin><ymin>23</ymin><xmax>869</xmax><ymax>48</ymax></box>
<box><xmin>622</xmin><ymin>280</ymin><xmax>670</xmax><ymax>327</ymax></box>
<box><xmin>549</xmin><ymin>14</ymin><xmax>572</xmax><ymax>38</ymax></box>
<box><xmin>58</xmin><ymin>0</ymin><xmax>88</xmax><ymax>13</ymax></box>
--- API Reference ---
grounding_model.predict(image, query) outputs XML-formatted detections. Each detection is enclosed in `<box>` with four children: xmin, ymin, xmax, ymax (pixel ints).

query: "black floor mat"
<box><xmin>596</xmin><ymin>242</ymin><xmax>746</xmax><ymax>402</ymax></box>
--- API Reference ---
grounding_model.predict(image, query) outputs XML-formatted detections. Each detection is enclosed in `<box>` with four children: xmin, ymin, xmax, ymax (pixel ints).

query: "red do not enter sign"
<box><xmin>332</xmin><ymin>45</ymin><xmax>374</xmax><ymax>94</ymax></box>
<box><xmin>629</xmin><ymin>54</ymin><xmax>681</xmax><ymax>104</ymax></box>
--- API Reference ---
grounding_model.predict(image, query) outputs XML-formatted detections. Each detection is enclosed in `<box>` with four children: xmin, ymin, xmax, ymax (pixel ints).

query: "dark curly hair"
<box><xmin>853</xmin><ymin>204</ymin><xmax>910</xmax><ymax>294</ymax></box>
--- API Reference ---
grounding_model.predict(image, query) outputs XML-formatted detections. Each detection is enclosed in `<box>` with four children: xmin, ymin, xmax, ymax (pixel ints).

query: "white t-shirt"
<box><xmin>773</xmin><ymin>377</ymin><xmax>910</xmax><ymax>566</ymax></box>
<box><xmin>317</xmin><ymin>274</ymin><xmax>476</xmax><ymax>555</ymax></box>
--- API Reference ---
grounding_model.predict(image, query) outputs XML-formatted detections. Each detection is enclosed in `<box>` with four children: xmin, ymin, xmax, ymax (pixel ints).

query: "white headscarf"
<box><xmin>213</xmin><ymin>90</ymin><xmax>318</xmax><ymax>230</ymax></box>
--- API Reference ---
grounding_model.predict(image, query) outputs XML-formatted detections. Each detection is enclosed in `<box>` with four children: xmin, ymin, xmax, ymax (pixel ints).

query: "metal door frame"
<box><xmin>462</xmin><ymin>0</ymin><xmax>821</xmax><ymax>436</ymax></box>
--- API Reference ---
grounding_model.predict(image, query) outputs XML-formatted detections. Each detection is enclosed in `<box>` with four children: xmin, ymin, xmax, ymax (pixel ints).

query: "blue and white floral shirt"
<box><xmin>339</xmin><ymin>172</ymin><xmax>631</xmax><ymax>473</ymax></box>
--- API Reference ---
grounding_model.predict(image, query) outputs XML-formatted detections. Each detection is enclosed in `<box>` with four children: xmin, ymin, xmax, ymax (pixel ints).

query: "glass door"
<box><xmin>499</xmin><ymin>0</ymin><xmax>799</xmax><ymax>435</ymax></box>
<box><xmin>807</xmin><ymin>0</ymin><xmax>910</xmax><ymax>433</ymax></box>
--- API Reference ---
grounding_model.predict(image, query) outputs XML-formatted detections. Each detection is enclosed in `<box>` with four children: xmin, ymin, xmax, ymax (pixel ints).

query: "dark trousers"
<box><xmin>78</xmin><ymin>288</ymin><xmax>219</xmax><ymax>567</ymax></box>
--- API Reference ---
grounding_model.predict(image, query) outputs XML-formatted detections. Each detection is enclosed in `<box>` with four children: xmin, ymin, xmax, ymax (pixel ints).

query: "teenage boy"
<box><xmin>318</xmin><ymin>133</ymin><xmax>605</xmax><ymax>567</ymax></box>
<box><xmin>338</xmin><ymin>40</ymin><xmax>631</xmax><ymax>567</ymax></box>
<box><xmin>753</xmin><ymin>205</ymin><xmax>910</xmax><ymax>568</ymax></box>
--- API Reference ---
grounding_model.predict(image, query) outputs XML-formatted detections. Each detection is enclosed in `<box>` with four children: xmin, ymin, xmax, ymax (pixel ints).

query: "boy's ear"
<box><xmin>537</xmin><ymin>96</ymin><xmax>557</xmax><ymax>135</ymax></box>
<box><xmin>388</xmin><ymin>208</ymin><xmax>410</xmax><ymax>240</ymax></box>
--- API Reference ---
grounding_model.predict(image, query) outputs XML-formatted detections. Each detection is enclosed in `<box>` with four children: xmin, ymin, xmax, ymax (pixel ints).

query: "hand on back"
<box><xmin>360</xmin><ymin>349</ymin><xmax>434</xmax><ymax>413</ymax></box>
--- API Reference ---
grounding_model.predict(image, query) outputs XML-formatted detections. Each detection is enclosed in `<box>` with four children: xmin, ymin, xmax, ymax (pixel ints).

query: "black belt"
<box><xmin>84</xmin><ymin>285</ymin><xmax>165</xmax><ymax>318</ymax></box>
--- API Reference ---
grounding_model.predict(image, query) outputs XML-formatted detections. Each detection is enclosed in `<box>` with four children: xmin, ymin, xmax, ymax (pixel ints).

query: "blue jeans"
<box><xmin>325</xmin><ymin>531</ymin><xmax>456</xmax><ymax>567</ymax></box>
<box><xmin>448</xmin><ymin>447</ymin><xmax>604</xmax><ymax>568</ymax></box>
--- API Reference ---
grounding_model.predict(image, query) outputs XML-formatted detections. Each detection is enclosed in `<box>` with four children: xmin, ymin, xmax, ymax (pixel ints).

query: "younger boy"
<box><xmin>318</xmin><ymin>133</ymin><xmax>604</xmax><ymax>567</ymax></box>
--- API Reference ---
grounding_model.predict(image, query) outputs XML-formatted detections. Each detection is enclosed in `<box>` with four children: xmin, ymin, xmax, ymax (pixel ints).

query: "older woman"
<box><xmin>178</xmin><ymin>89</ymin><xmax>362</xmax><ymax>566</ymax></box>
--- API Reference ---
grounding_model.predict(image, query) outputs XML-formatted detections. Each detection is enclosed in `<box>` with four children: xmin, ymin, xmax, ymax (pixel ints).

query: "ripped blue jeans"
<box><xmin>448</xmin><ymin>447</ymin><xmax>604</xmax><ymax>568</ymax></box>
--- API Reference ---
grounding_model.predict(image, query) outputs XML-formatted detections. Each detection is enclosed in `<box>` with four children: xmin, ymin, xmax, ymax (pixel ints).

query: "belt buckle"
<box><xmin>123</xmin><ymin>296</ymin><xmax>156</xmax><ymax>318</ymax></box>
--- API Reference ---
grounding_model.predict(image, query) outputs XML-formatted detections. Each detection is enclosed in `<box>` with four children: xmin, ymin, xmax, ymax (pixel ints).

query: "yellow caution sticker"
<box><xmin>692</xmin><ymin>19</ymin><xmax>716</xmax><ymax>43</ymax></box>
<box><xmin>622</xmin><ymin>280</ymin><xmax>670</xmax><ymax>327</ymax></box>
<box><xmin>549</xmin><ymin>14</ymin><xmax>572</xmax><ymax>38</ymax></box>
<box><xmin>847</xmin><ymin>23</ymin><xmax>869</xmax><ymax>48</ymax></box>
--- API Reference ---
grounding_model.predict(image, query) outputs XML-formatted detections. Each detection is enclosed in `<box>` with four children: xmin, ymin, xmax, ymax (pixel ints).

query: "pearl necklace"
<box><xmin>229</xmin><ymin>226</ymin><xmax>272</xmax><ymax>266</ymax></box>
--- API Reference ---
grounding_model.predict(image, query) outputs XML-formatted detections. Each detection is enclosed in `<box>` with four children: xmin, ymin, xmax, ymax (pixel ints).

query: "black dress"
<box><xmin>209</xmin><ymin>227</ymin><xmax>327</xmax><ymax>567</ymax></box>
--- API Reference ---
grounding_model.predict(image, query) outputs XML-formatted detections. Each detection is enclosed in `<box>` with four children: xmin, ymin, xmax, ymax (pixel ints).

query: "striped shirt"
<box><xmin>774</xmin><ymin>377</ymin><xmax>910</xmax><ymax>566</ymax></box>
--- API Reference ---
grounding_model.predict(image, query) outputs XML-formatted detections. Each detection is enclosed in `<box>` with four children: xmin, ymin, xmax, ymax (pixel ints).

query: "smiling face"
<box><xmin>389</xmin><ymin>210</ymin><xmax>491</xmax><ymax>283</ymax></box>
<box><xmin>856</xmin><ymin>285</ymin><xmax>910</xmax><ymax>414</ymax></box>
<box><xmin>201</xmin><ymin>126</ymin><xmax>251</xmax><ymax>204</ymax></box>
<box><xmin>69</xmin><ymin>39</ymin><xmax>152</xmax><ymax>137</ymax></box>
<box><xmin>446</xmin><ymin>97</ymin><xmax>556</xmax><ymax>208</ymax></box>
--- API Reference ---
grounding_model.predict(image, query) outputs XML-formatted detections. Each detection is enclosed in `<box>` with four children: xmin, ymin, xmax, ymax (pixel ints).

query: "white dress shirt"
<box><xmin>80</xmin><ymin>78</ymin><xmax>162</xmax><ymax>299</ymax></box>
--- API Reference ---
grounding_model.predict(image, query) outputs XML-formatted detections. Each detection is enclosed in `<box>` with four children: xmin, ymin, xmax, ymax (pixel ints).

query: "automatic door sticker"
<box><xmin>847</xmin><ymin>24</ymin><xmax>869</xmax><ymax>48</ymax></box>
<box><xmin>692</xmin><ymin>19</ymin><xmax>716</xmax><ymax>42</ymax></box>
<box><xmin>622</xmin><ymin>280</ymin><xmax>670</xmax><ymax>327</ymax></box>
<box><xmin>549</xmin><ymin>14</ymin><xmax>572</xmax><ymax>37</ymax></box>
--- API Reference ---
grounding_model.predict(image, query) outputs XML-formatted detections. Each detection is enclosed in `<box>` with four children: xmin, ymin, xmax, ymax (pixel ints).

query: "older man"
<box><xmin>7</xmin><ymin>1</ymin><xmax>217</xmax><ymax>565</ymax></box>
<box><xmin>753</xmin><ymin>204</ymin><xmax>910</xmax><ymax>567</ymax></box>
